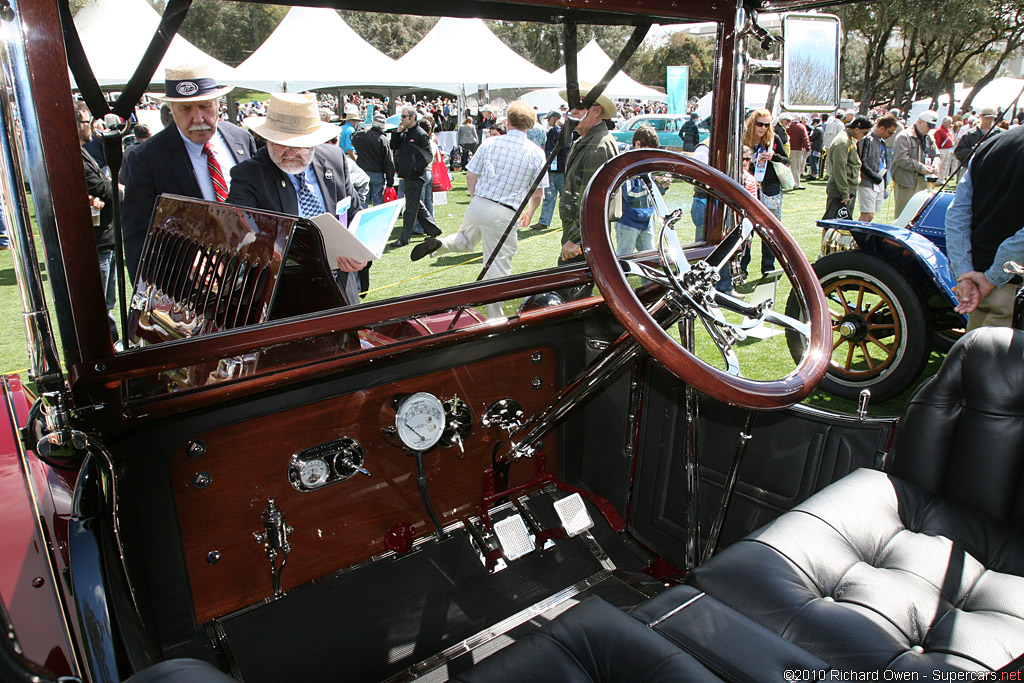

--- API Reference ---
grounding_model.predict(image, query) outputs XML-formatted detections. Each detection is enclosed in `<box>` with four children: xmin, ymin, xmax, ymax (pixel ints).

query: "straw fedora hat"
<box><xmin>558</xmin><ymin>82</ymin><xmax>617</xmax><ymax>119</ymax></box>
<box><xmin>160</xmin><ymin>63</ymin><xmax>234</xmax><ymax>103</ymax></box>
<box><xmin>343</xmin><ymin>104</ymin><xmax>361</xmax><ymax>121</ymax></box>
<box><xmin>244</xmin><ymin>93</ymin><xmax>341</xmax><ymax>147</ymax></box>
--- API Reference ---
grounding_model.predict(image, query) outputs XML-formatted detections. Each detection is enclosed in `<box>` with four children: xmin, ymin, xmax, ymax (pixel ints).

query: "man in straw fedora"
<box><xmin>227</xmin><ymin>92</ymin><xmax>365</xmax><ymax>306</ymax></box>
<box><xmin>122</xmin><ymin>63</ymin><xmax>257</xmax><ymax>281</ymax></box>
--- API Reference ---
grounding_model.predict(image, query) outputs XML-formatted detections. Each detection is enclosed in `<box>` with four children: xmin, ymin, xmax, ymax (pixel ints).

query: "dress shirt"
<box><xmin>287</xmin><ymin>163</ymin><xmax>328</xmax><ymax>214</ymax></box>
<box><xmin>945</xmin><ymin>166</ymin><xmax>1024</xmax><ymax>287</ymax></box>
<box><xmin>466</xmin><ymin>129</ymin><xmax>548</xmax><ymax>208</ymax></box>
<box><xmin>178</xmin><ymin>127</ymin><xmax>238</xmax><ymax>202</ymax></box>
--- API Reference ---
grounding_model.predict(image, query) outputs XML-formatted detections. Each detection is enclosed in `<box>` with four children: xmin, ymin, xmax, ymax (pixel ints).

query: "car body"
<box><xmin>611</xmin><ymin>113</ymin><xmax>708</xmax><ymax>149</ymax></box>
<box><xmin>1</xmin><ymin>1</ymin><xmax>1022</xmax><ymax>682</ymax></box>
<box><xmin>785</xmin><ymin>190</ymin><xmax>974</xmax><ymax>402</ymax></box>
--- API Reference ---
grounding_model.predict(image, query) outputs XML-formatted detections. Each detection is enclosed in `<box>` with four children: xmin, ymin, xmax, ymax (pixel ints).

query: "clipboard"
<box><xmin>308</xmin><ymin>200</ymin><xmax>403</xmax><ymax>262</ymax></box>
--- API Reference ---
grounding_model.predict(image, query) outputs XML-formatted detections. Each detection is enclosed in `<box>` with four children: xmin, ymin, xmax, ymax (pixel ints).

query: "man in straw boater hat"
<box><xmin>121</xmin><ymin>63</ymin><xmax>257</xmax><ymax>281</ymax></box>
<box><xmin>227</xmin><ymin>92</ymin><xmax>366</xmax><ymax>307</ymax></box>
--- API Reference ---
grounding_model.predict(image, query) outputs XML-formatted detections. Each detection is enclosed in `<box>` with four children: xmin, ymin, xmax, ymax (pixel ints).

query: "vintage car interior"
<box><xmin>0</xmin><ymin>0</ymin><xmax>1022</xmax><ymax>682</ymax></box>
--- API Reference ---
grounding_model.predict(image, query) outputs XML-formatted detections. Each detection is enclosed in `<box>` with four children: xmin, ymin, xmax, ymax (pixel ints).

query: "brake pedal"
<box><xmin>493</xmin><ymin>514</ymin><xmax>535</xmax><ymax>561</ymax></box>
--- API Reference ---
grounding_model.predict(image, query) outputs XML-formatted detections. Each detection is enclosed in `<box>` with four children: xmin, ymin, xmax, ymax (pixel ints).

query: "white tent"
<box><xmin>548</xmin><ymin>40</ymin><xmax>666</xmax><ymax>101</ymax></box>
<box><xmin>233</xmin><ymin>7</ymin><xmax>410</xmax><ymax>93</ymax></box>
<box><xmin>396</xmin><ymin>18</ymin><xmax>561</xmax><ymax>94</ymax></box>
<box><xmin>72</xmin><ymin>0</ymin><xmax>236</xmax><ymax>89</ymax></box>
<box><xmin>694</xmin><ymin>83</ymin><xmax>772</xmax><ymax>118</ymax></box>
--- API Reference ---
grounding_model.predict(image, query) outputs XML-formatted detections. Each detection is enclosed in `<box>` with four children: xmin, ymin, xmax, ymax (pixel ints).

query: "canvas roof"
<box><xmin>72</xmin><ymin>0</ymin><xmax>237</xmax><ymax>89</ymax></box>
<box><xmin>549</xmin><ymin>40</ymin><xmax>666</xmax><ymax>101</ymax></box>
<box><xmin>396</xmin><ymin>18</ymin><xmax>561</xmax><ymax>94</ymax></box>
<box><xmin>232</xmin><ymin>7</ymin><xmax>411</xmax><ymax>93</ymax></box>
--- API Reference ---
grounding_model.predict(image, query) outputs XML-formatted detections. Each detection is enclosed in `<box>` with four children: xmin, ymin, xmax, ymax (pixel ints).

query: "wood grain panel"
<box><xmin>171</xmin><ymin>347</ymin><xmax>559</xmax><ymax>623</ymax></box>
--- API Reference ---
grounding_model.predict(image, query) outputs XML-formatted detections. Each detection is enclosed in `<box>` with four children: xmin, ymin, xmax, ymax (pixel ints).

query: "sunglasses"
<box><xmin>78</xmin><ymin>118</ymin><xmax>91</xmax><ymax>124</ymax></box>
<box><xmin>754</xmin><ymin>121</ymin><xmax>771</xmax><ymax>128</ymax></box>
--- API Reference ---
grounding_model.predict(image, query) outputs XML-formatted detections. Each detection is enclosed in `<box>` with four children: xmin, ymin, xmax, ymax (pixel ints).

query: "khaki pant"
<box><xmin>789</xmin><ymin>149</ymin><xmax>807</xmax><ymax>188</ymax></box>
<box><xmin>893</xmin><ymin>177</ymin><xmax>927</xmax><ymax>219</ymax></box>
<box><xmin>967</xmin><ymin>283</ymin><xmax>1018</xmax><ymax>331</ymax></box>
<box><xmin>438</xmin><ymin>196</ymin><xmax>517</xmax><ymax>319</ymax></box>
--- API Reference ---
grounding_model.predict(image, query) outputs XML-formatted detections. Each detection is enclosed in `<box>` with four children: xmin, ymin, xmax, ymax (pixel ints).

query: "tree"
<box><xmin>175</xmin><ymin>0</ymin><xmax>287</xmax><ymax>66</ymax></box>
<box><xmin>339</xmin><ymin>12</ymin><xmax>437</xmax><ymax>60</ymax></box>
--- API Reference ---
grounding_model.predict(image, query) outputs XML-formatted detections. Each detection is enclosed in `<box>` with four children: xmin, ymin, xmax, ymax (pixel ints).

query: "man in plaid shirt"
<box><xmin>411</xmin><ymin>100</ymin><xmax>547</xmax><ymax>319</ymax></box>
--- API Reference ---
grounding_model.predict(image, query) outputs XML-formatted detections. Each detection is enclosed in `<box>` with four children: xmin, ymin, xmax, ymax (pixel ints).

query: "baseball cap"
<box><xmin>847</xmin><ymin>115</ymin><xmax>873</xmax><ymax>130</ymax></box>
<box><xmin>917</xmin><ymin>110</ymin><xmax>938</xmax><ymax>127</ymax></box>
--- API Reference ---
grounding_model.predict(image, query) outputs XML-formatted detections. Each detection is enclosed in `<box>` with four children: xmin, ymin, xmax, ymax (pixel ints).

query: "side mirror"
<box><xmin>781</xmin><ymin>13</ymin><xmax>841</xmax><ymax>112</ymax></box>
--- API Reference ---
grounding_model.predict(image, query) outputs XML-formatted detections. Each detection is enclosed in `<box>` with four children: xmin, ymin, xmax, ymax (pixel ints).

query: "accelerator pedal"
<box><xmin>553</xmin><ymin>493</ymin><xmax>595</xmax><ymax>537</ymax></box>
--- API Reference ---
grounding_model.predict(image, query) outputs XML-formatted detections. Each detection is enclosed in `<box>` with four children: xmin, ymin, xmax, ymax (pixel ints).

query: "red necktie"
<box><xmin>203</xmin><ymin>142</ymin><xmax>228</xmax><ymax>203</ymax></box>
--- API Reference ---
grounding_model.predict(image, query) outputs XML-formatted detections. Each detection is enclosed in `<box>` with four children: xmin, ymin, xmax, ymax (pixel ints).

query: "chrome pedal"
<box><xmin>553</xmin><ymin>493</ymin><xmax>594</xmax><ymax>537</ymax></box>
<box><xmin>493</xmin><ymin>514</ymin><xmax>535</xmax><ymax>561</ymax></box>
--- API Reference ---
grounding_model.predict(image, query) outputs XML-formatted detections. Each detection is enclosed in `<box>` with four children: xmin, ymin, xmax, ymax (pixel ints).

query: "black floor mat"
<box><xmin>217</xmin><ymin>527</ymin><xmax>603</xmax><ymax>683</ymax></box>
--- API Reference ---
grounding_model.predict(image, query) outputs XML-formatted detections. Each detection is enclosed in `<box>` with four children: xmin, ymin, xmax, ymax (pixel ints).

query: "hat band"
<box><xmin>165</xmin><ymin>77</ymin><xmax>221</xmax><ymax>99</ymax></box>
<box><xmin>266</xmin><ymin>111</ymin><xmax>321</xmax><ymax>136</ymax></box>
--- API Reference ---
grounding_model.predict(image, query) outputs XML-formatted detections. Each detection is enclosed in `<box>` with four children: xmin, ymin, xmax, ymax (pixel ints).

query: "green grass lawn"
<box><xmin>0</xmin><ymin>164</ymin><xmax>942</xmax><ymax>417</ymax></box>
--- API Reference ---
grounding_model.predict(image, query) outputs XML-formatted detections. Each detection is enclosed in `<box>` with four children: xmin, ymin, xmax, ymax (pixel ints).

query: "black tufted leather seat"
<box><xmin>690</xmin><ymin>327</ymin><xmax>1024</xmax><ymax>674</ymax></box>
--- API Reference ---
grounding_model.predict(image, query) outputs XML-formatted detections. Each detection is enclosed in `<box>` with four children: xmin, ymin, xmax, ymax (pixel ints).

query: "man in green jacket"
<box><xmin>823</xmin><ymin>115</ymin><xmax>871</xmax><ymax>221</ymax></box>
<box><xmin>558</xmin><ymin>83</ymin><xmax>620</xmax><ymax>267</ymax></box>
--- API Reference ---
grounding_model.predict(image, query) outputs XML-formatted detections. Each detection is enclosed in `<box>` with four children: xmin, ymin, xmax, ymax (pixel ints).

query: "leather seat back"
<box><xmin>892</xmin><ymin>327</ymin><xmax>1024</xmax><ymax>525</ymax></box>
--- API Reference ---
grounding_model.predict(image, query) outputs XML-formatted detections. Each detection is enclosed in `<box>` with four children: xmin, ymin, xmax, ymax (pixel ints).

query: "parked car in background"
<box><xmin>785</xmin><ymin>191</ymin><xmax>968</xmax><ymax>402</ymax></box>
<box><xmin>611</xmin><ymin>113</ymin><xmax>708</xmax><ymax>149</ymax></box>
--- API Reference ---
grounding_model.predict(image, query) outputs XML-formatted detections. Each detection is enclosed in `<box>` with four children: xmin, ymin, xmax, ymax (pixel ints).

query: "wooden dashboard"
<box><xmin>170</xmin><ymin>347</ymin><xmax>560</xmax><ymax>623</ymax></box>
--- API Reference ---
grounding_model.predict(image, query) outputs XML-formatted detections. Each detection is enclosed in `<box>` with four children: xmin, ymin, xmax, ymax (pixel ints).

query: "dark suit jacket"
<box><xmin>121</xmin><ymin>121</ymin><xmax>256</xmax><ymax>281</ymax></box>
<box><xmin>227</xmin><ymin>144</ymin><xmax>363</xmax><ymax>305</ymax></box>
<box><xmin>82</xmin><ymin>147</ymin><xmax>115</xmax><ymax>252</ymax></box>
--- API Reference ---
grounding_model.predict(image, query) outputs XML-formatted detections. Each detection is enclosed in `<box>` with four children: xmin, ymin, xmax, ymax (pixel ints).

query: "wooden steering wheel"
<box><xmin>580</xmin><ymin>149</ymin><xmax>830</xmax><ymax>409</ymax></box>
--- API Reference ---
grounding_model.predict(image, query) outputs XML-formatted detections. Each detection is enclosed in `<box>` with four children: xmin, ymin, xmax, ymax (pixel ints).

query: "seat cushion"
<box><xmin>124</xmin><ymin>658</ymin><xmax>235</xmax><ymax>683</ymax></box>
<box><xmin>630</xmin><ymin>584</ymin><xmax>831</xmax><ymax>682</ymax></box>
<box><xmin>689</xmin><ymin>468</ymin><xmax>1024</xmax><ymax>674</ymax></box>
<box><xmin>448</xmin><ymin>596</ymin><xmax>727</xmax><ymax>683</ymax></box>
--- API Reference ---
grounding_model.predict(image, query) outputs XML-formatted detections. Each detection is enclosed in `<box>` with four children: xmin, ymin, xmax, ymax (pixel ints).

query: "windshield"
<box><xmin>8</xmin><ymin>1</ymin><xmax>733</xmax><ymax>404</ymax></box>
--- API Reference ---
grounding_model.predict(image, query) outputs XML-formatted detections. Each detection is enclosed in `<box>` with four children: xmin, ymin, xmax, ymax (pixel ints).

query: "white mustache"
<box><xmin>189</xmin><ymin>123</ymin><xmax>212</xmax><ymax>132</ymax></box>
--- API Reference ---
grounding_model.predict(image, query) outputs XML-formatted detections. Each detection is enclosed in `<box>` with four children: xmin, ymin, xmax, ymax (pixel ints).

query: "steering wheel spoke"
<box><xmin>582</xmin><ymin>149</ymin><xmax>830</xmax><ymax>409</ymax></box>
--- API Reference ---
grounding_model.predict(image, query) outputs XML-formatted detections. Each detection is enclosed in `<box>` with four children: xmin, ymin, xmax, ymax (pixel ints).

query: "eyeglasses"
<box><xmin>754</xmin><ymin>121</ymin><xmax>771</xmax><ymax>128</ymax></box>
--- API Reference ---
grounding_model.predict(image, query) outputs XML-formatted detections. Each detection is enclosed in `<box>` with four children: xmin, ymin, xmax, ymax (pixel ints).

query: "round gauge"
<box><xmin>298</xmin><ymin>458</ymin><xmax>330</xmax><ymax>488</ymax></box>
<box><xmin>395</xmin><ymin>392</ymin><xmax>446</xmax><ymax>451</ymax></box>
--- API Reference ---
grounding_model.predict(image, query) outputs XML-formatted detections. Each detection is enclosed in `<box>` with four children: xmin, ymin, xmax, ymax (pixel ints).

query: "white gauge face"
<box><xmin>395</xmin><ymin>392</ymin><xmax>446</xmax><ymax>451</ymax></box>
<box><xmin>299</xmin><ymin>458</ymin><xmax>330</xmax><ymax>488</ymax></box>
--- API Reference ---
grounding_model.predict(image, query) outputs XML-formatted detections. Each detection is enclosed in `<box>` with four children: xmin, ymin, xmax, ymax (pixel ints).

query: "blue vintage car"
<box><xmin>611</xmin><ymin>114</ymin><xmax>709</xmax><ymax>149</ymax></box>
<box><xmin>786</xmin><ymin>191</ymin><xmax>968</xmax><ymax>401</ymax></box>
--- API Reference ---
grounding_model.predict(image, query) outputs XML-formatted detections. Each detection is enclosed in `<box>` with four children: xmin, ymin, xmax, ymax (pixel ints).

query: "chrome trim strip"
<box><xmin>647</xmin><ymin>591</ymin><xmax>705</xmax><ymax>628</ymax></box>
<box><xmin>2</xmin><ymin>376</ymin><xmax>83</xmax><ymax>678</ymax></box>
<box><xmin>0</xmin><ymin>0</ymin><xmax>64</xmax><ymax>395</ymax></box>
<box><xmin>385</xmin><ymin>569</ymin><xmax>613</xmax><ymax>683</ymax></box>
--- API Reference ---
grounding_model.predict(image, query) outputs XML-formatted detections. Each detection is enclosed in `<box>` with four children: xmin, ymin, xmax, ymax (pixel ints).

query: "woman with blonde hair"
<box><xmin>741</xmin><ymin>108</ymin><xmax>789</xmax><ymax>279</ymax></box>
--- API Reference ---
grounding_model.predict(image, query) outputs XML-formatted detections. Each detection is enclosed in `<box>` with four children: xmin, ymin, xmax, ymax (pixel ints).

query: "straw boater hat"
<box><xmin>558</xmin><ymin>82</ymin><xmax>617</xmax><ymax>119</ymax></box>
<box><xmin>244</xmin><ymin>93</ymin><xmax>341</xmax><ymax>147</ymax></box>
<box><xmin>160</xmin><ymin>63</ymin><xmax>234</xmax><ymax>103</ymax></box>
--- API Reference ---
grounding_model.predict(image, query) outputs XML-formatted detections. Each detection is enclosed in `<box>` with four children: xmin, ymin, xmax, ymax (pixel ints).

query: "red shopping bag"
<box><xmin>383</xmin><ymin>186</ymin><xmax>398</xmax><ymax>203</ymax></box>
<box><xmin>432</xmin><ymin>152</ymin><xmax>452</xmax><ymax>192</ymax></box>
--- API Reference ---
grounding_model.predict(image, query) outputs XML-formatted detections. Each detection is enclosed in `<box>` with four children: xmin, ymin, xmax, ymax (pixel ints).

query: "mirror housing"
<box><xmin>781</xmin><ymin>13</ymin><xmax>841</xmax><ymax>112</ymax></box>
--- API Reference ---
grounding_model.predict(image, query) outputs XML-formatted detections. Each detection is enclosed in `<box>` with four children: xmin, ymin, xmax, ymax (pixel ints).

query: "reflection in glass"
<box><xmin>781</xmin><ymin>14</ymin><xmax>841</xmax><ymax>111</ymax></box>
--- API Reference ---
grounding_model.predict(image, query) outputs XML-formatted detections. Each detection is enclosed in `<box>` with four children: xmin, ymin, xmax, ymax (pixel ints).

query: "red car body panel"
<box><xmin>0</xmin><ymin>375</ymin><xmax>78</xmax><ymax>678</ymax></box>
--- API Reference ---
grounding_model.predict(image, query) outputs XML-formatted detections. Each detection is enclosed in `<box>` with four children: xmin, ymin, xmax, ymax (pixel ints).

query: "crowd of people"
<box><xmin>70</xmin><ymin>60</ymin><xmax>1024</xmax><ymax>334</ymax></box>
